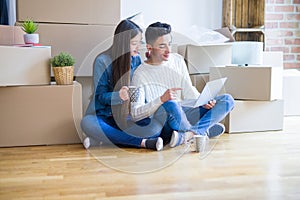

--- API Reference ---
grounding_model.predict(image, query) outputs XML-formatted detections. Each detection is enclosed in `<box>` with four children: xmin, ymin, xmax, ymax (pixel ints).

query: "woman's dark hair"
<box><xmin>145</xmin><ymin>22</ymin><xmax>171</xmax><ymax>45</ymax></box>
<box><xmin>111</xmin><ymin>19</ymin><xmax>142</xmax><ymax>90</ymax></box>
<box><xmin>109</xmin><ymin>19</ymin><xmax>142</xmax><ymax>129</ymax></box>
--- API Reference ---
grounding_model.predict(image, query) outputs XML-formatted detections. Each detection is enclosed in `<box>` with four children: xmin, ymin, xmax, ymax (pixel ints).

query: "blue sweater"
<box><xmin>85</xmin><ymin>50</ymin><xmax>142</xmax><ymax>120</ymax></box>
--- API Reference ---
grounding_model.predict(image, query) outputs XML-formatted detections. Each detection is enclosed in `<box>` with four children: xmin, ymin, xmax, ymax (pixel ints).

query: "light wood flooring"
<box><xmin>1</xmin><ymin>116</ymin><xmax>300</xmax><ymax>200</ymax></box>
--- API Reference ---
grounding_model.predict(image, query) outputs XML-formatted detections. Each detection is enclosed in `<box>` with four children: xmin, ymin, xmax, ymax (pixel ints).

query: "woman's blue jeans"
<box><xmin>80</xmin><ymin>114</ymin><xmax>164</xmax><ymax>148</ymax></box>
<box><xmin>155</xmin><ymin>94</ymin><xmax>235</xmax><ymax>136</ymax></box>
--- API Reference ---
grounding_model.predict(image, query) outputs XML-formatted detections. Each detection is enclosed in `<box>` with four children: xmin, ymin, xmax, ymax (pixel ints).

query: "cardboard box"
<box><xmin>214</xmin><ymin>27</ymin><xmax>235</xmax><ymax>42</ymax></box>
<box><xmin>34</xmin><ymin>23</ymin><xmax>115</xmax><ymax>76</ymax></box>
<box><xmin>180</xmin><ymin>43</ymin><xmax>232</xmax><ymax>74</ymax></box>
<box><xmin>0</xmin><ymin>45</ymin><xmax>51</xmax><ymax>86</ymax></box>
<box><xmin>283</xmin><ymin>69</ymin><xmax>300</xmax><ymax>116</ymax></box>
<box><xmin>0</xmin><ymin>25</ymin><xmax>24</xmax><ymax>45</ymax></box>
<box><xmin>17</xmin><ymin>0</ymin><xmax>121</xmax><ymax>25</ymax></box>
<box><xmin>189</xmin><ymin>73</ymin><xmax>209</xmax><ymax>92</ymax></box>
<box><xmin>0</xmin><ymin>82</ymin><xmax>83</xmax><ymax>147</ymax></box>
<box><xmin>209</xmin><ymin>66</ymin><xmax>283</xmax><ymax>101</ymax></box>
<box><xmin>224</xmin><ymin>100</ymin><xmax>284</xmax><ymax>133</ymax></box>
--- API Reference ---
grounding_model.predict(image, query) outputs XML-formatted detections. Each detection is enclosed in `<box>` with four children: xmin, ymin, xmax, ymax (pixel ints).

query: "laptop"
<box><xmin>181</xmin><ymin>77</ymin><xmax>227</xmax><ymax>108</ymax></box>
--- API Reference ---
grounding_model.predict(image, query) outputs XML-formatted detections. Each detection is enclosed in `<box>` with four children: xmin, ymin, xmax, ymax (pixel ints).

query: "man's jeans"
<box><xmin>154</xmin><ymin>94</ymin><xmax>234</xmax><ymax>136</ymax></box>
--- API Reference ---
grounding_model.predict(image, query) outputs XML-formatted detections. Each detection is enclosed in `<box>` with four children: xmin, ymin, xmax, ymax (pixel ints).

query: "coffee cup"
<box><xmin>193</xmin><ymin>135</ymin><xmax>207</xmax><ymax>153</ymax></box>
<box><xmin>128</xmin><ymin>86</ymin><xmax>140</xmax><ymax>102</ymax></box>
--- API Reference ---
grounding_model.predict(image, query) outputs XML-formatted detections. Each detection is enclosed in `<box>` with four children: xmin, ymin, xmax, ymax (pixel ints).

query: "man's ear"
<box><xmin>146</xmin><ymin>44</ymin><xmax>152</xmax><ymax>51</ymax></box>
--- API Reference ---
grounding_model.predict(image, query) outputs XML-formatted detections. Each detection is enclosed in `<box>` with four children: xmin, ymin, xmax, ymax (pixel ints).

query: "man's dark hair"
<box><xmin>145</xmin><ymin>22</ymin><xmax>171</xmax><ymax>45</ymax></box>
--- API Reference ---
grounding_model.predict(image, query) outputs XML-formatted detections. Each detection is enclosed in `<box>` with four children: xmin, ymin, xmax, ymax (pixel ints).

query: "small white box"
<box><xmin>180</xmin><ymin>43</ymin><xmax>232</xmax><ymax>74</ymax></box>
<box><xmin>225</xmin><ymin>100</ymin><xmax>284</xmax><ymax>133</ymax></box>
<box><xmin>283</xmin><ymin>69</ymin><xmax>300</xmax><ymax>116</ymax></box>
<box><xmin>0</xmin><ymin>45</ymin><xmax>51</xmax><ymax>86</ymax></box>
<box><xmin>17</xmin><ymin>0</ymin><xmax>121</xmax><ymax>25</ymax></box>
<box><xmin>189</xmin><ymin>73</ymin><xmax>209</xmax><ymax>92</ymax></box>
<box><xmin>232</xmin><ymin>41</ymin><xmax>263</xmax><ymax>66</ymax></box>
<box><xmin>263</xmin><ymin>51</ymin><xmax>283</xmax><ymax>68</ymax></box>
<box><xmin>210</xmin><ymin>66</ymin><xmax>283</xmax><ymax>101</ymax></box>
<box><xmin>0</xmin><ymin>82</ymin><xmax>82</xmax><ymax>147</ymax></box>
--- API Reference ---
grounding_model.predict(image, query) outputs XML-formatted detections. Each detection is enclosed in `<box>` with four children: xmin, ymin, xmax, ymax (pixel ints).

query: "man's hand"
<box><xmin>160</xmin><ymin>88</ymin><xmax>182</xmax><ymax>103</ymax></box>
<box><xmin>203</xmin><ymin>99</ymin><xmax>216</xmax><ymax>109</ymax></box>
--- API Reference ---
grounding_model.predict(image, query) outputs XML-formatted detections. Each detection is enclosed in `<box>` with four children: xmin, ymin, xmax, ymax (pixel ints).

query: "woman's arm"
<box><xmin>94</xmin><ymin>55</ymin><xmax>123</xmax><ymax>106</ymax></box>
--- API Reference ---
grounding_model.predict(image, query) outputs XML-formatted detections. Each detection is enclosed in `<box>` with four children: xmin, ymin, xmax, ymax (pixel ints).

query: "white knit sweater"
<box><xmin>131</xmin><ymin>53</ymin><xmax>199</xmax><ymax>121</ymax></box>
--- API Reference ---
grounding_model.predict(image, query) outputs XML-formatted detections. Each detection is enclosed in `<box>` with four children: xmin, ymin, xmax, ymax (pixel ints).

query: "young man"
<box><xmin>131</xmin><ymin>22</ymin><xmax>234</xmax><ymax>148</ymax></box>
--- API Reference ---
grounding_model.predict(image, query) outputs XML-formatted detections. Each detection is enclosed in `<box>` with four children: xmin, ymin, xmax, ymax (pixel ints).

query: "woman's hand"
<box><xmin>203</xmin><ymin>99</ymin><xmax>216</xmax><ymax>109</ymax></box>
<box><xmin>119</xmin><ymin>86</ymin><xmax>129</xmax><ymax>101</ymax></box>
<box><xmin>160</xmin><ymin>88</ymin><xmax>182</xmax><ymax>103</ymax></box>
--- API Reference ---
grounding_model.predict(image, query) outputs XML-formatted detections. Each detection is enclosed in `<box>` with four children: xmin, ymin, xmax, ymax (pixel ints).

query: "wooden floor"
<box><xmin>1</xmin><ymin>116</ymin><xmax>300</xmax><ymax>200</ymax></box>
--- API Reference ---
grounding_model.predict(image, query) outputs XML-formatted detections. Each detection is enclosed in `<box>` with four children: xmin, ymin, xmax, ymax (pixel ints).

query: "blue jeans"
<box><xmin>80</xmin><ymin>114</ymin><xmax>164</xmax><ymax>148</ymax></box>
<box><xmin>155</xmin><ymin>94</ymin><xmax>234</xmax><ymax>135</ymax></box>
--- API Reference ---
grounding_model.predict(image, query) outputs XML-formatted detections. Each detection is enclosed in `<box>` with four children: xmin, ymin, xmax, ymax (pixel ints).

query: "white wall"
<box><xmin>121</xmin><ymin>0</ymin><xmax>222</xmax><ymax>34</ymax></box>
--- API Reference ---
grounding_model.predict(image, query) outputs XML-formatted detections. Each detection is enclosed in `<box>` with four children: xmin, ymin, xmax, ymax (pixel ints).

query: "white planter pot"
<box><xmin>24</xmin><ymin>33</ymin><xmax>39</xmax><ymax>44</ymax></box>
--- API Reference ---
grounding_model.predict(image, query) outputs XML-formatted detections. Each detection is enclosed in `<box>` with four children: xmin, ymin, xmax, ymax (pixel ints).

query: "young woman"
<box><xmin>81</xmin><ymin>19</ymin><xmax>164</xmax><ymax>151</ymax></box>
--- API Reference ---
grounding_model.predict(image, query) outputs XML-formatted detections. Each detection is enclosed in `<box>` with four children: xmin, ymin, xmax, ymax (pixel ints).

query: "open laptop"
<box><xmin>181</xmin><ymin>77</ymin><xmax>227</xmax><ymax>108</ymax></box>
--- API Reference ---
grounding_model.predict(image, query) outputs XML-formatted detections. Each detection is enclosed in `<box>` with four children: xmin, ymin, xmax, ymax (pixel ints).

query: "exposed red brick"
<box><xmin>274</xmin><ymin>5</ymin><xmax>295</xmax><ymax>12</ymax></box>
<box><xmin>291</xmin><ymin>47</ymin><xmax>300</xmax><ymax>53</ymax></box>
<box><xmin>265</xmin><ymin>30</ymin><xmax>293</xmax><ymax>37</ymax></box>
<box><xmin>270</xmin><ymin>46</ymin><xmax>290</xmax><ymax>53</ymax></box>
<box><xmin>285</xmin><ymin>14</ymin><xmax>300</xmax><ymax>21</ymax></box>
<box><xmin>266</xmin><ymin>38</ymin><xmax>284</xmax><ymax>45</ymax></box>
<box><xmin>265</xmin><ymin>47</ymin><xmax>272</xmax><ymax>51</ymax></box>
<box><xmin>280</xmin><ymin>22</ymin><xmax>299</xmax><ymax>28</ymax></box>
<box><xmin>284</xmin><ymin>54</ymin><xmax>295</xmax><ymax>61</ymax></box>
<box><xmin>265</xmin><ymin>22</ymin><xmax>279</xmax><ymax>28</ymax></box>
<box><xmin>294</xmin><ymin>0</ymin><xmax>300</xmax><ymax>4</ymax></box>
<box><xmin>285</xmin><ymin>39</ymin><xmax>300</xmax><ymax>45</ymax></box>
<box><xmin>266</xmin><ymin>14</ymin><xmax>284</xmax><ymax>20</ymax></box>
<box><xmin>284</xmin><ymin>63</ymin><xmax>300</xmax><ymax>69</ymax></box>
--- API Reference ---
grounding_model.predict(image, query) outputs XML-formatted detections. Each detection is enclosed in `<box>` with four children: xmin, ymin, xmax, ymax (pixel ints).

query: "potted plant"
<box><xmin>21</xmin><ymin>19</ymin><xmax>39</xmax><ymax>44</ymax></box>
<box><xmin>50</xmin><ymin>52</ymin><xmax>75</xmax><ymax>85</ymax></box>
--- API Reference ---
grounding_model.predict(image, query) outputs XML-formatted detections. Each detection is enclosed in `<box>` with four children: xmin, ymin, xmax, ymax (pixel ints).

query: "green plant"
<box><xmin>21</xmin><ymin>19</ymin><xmax>38</xmax><ymax>34</ymax></box>
<box><xmin>51</xmin><ymin>52</ymin><xmax>75</xmax><ymax>67</ymax></box>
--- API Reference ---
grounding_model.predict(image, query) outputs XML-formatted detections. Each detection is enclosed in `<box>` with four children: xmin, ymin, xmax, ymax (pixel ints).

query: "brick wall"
<box><xmin>265</xmin><ymin>0</ymin><xmax>300</xmax><ymax>69</ymax></box>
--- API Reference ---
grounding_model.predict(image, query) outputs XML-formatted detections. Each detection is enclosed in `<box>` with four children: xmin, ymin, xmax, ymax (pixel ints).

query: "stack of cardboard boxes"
<box><xmin>0</xmin><ymin>25</ymin><xmax>82</xmax><ymax>147</ymax></box>
<box><xmin>16</xmin><ymin>0</ymin><xmax>128</xmax><ymax>112</ymax></box>
<box><xmin>209</xmin><ymin>54</ymin><xmax>284</xmax><ymax>133</ymax></box>
<box><xmin>16</xmin><ymin>0</ymin><xmax>119</xmax><ymax>76</ymax></box>
<box><xmin>179</xmin><ymin>38</ymin><xmax>284</xmax><ymax>133</ymax></box>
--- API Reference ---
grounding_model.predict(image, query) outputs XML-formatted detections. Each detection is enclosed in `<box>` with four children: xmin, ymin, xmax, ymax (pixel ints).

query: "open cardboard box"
<box><xmin>178</xmin><ymin>27</ymin><xmax>234</xmax><ymax>74</ymax></box>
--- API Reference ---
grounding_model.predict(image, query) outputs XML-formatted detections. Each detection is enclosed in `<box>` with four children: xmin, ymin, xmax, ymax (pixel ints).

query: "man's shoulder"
<box><xmin>135</xmin><ymin>62</ymin><xmax>148</xmax><ymax>74</ymax></box>
<box><xmin>170</xmin><ymin>53</ymin><xmax>184</xmax><ymax>60</ymax></box>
